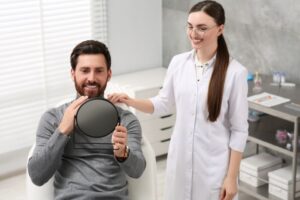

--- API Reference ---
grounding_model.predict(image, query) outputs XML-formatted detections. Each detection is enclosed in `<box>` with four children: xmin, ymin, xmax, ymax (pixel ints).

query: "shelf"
<box><xmin>248</xmin><ymin>76</ymin><xmax>300</xmax><ymax>123</ymax></box>
<box><xmin>248</xmin><ymin>114</ymin><xmax>296</xmax><ymax>157</ymax></box>
<box><xmin>249</xmin><ymin>102</ymin><xmax>299</xmax><ymax>123</ymax></box>
<box><xmin>244</xmin><ymin>77</ymin><xmax>300</xmax><ymax>200</ymax></box>
<box><xmin>239</xmin><ymin>181</ymin><xmax>300</xmax><ymax>200</ymax></box>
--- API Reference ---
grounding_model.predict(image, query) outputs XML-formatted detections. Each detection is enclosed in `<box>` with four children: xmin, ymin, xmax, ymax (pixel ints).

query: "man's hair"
<box><xmin>70</xmin><ymin>40</ymin><xmax>111</xmax><ymax>70</ymax></box>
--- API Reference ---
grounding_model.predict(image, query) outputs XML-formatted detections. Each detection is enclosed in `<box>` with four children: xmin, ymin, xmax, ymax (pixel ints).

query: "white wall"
<box><xmin>0</xmin><ymin>1</ymin><xmax>163</xmax><ymax>178</ymax></box>
<box><xmin>107</xmin><ymin>0</ymin><xmax>162</xmax><ymax>75</ymax></box>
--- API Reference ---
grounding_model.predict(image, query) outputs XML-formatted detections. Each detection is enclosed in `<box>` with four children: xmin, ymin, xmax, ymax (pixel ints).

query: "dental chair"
<box><xmin>26</xmin><ymin>136</ymin><xmax>157</xmax><ymax>200</ymax></box>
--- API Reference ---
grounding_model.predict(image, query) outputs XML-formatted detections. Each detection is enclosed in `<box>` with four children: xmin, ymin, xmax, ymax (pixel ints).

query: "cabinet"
<box><xmin>107</xmin><ymin>67</ymin><xmax>175</xmax><ymax>156</ymax></box>
<box><xmin>239</xmin><ymin>76</ymin><xmax>300</xmax><ymax>200</ymax></box>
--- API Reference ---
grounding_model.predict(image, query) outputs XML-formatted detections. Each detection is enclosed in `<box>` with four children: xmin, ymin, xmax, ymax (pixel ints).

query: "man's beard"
<box><xmin>74</xmin><ymin>77</ymin><xmax>108</xmax><ymax>98</ymax></box>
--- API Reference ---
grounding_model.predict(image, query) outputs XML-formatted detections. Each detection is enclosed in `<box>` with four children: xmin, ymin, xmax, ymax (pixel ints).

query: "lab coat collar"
<box><xmin>192</xmin><ymin>49</ymin><xmax>216</xmax><ymax>69</ymax></box>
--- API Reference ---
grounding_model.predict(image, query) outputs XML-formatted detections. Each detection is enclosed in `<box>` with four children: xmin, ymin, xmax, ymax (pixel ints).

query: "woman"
<box><xmin>108</xmin><ymin>1</ymin><xmax>248</xmax><ymax>200</ymax></box>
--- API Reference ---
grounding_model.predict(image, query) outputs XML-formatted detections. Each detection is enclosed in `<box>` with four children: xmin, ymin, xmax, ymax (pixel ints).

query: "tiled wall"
<box><xmin>163</xmin><ymin>0</ymin><xmax>300</xmax><ymax>83</ymax></box>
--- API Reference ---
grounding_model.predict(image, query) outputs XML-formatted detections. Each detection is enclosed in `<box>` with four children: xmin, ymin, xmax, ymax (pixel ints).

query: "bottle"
<box><xmin>252</xmin><ymin>71</ymin><xmax>262</xmax><ymax>93</ymax></box>
<box><xmin>273</xmin><ymin>72</ymin><xmax>280</xmax><ymax>83</ymax></box>
<box><xmin>280</xmin><ymin>72</ymin><xmax>286</xmax><ymax>84</ymax></box>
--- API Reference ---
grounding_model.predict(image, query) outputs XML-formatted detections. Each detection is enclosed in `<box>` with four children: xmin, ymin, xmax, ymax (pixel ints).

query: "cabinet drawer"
<box><xmin>143</xmin><ymin>126</ymin><xmax>172</xmax><ymax>143</ymax></box>
<box><xmin>151</xmin><ymin>140</ymin><xmax>170</xmax><ymax>156</ymax></box>
<box><xmin>141</xmin><ymin>114</ymin><xmax>175</xmax><ymax>133</ymax></box>
<box><xmin>136</xmin><ymin>110</ymin><xmax>176</xmax><ymax>121</ymax></box>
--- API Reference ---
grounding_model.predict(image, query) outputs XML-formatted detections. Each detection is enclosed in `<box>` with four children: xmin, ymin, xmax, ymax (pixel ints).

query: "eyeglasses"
<box><xmin>186</xmin><ymin>25</ymin><xmax>217</xmax><ymax>36</ymax></box>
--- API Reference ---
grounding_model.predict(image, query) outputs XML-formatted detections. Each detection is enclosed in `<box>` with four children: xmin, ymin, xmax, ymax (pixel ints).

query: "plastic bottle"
<box><xmin>252</xmin><ymin>71</ymin><xmax>262</xmax><ymax>93</ymax></box>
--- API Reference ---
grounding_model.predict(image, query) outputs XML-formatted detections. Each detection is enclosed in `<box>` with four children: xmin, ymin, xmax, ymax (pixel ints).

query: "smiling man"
<box><xmin>28</xmin><ymin>40</ymin><xmax>146</xmax><ymax>200</ymax></box>
<box><xmin>71</xmin><ymin>43</ymin><xmax>111</xmax><ymax>98</ymax></box>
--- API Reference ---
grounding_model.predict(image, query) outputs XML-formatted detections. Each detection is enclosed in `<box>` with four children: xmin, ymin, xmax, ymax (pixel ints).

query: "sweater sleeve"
<box><xmin>116</xmin><ymin>110</ymin><xmax>146</xmax><ymax>178</ymax></box>
<box><xmin>27</xmin><ymin>109</ymin><xmax>69</xmax><ymax>186</ymax></box>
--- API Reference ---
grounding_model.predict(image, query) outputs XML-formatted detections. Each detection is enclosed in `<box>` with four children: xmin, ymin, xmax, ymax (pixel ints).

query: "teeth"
<box><xmin>193</xmin><ymin>40</ymin><xmax>202</xmax><ymax>44</ymax></box>
<box><xmin>86</xmin><ymin>85</ymin><xmax>97</xmax><ymax>88</ymax></box>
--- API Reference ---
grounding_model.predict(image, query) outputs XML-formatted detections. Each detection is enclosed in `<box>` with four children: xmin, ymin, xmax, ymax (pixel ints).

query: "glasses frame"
<box><xmin>186</xmin><ymin>24</ymin><xmax>218</xmax><ymax>36</ymax></box>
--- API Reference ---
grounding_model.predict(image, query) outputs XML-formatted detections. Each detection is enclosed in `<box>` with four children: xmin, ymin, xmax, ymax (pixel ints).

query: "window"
<box><xmin>0</xmin><ymin>0</ymin><xmax>107</xmax><ymax>154</ymax></box>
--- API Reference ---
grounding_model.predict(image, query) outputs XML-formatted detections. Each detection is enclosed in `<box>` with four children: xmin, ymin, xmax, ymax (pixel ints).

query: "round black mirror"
<box><xmin>75</xmin><ymin>97</ymin><xmax>120</xmax><ymax>138</ymax></box>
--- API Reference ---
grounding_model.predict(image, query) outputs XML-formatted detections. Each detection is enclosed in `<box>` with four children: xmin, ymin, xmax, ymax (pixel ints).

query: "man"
<box><xmin>28</xmin><ymin>40</ymin><xmax>146</xmax><ymax>200</ymax></box>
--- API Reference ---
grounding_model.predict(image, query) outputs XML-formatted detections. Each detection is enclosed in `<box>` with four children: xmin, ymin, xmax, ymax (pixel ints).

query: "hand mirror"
<box><xmin>75</xmin><ymin>97</ymin><xmax>120</xmax><ymax>138</ymax></box>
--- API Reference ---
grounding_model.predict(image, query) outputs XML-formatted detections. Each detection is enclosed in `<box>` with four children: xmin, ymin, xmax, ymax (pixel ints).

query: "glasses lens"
<box><xmin>195</xmin><ymin>28</ymin><xmax>204</xmax><ymax>35</ymax></box>
<box><xmin>187</xmin><ymin>26</ymin><xmax>202</xmax><ymax>36</ymax></box>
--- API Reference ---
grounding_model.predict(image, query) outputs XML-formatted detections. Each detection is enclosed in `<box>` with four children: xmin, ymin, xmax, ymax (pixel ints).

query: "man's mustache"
<box><xmin>84</xmin><ymin>82</ymin><xmax>100</xmax><ymax>87</ymax></box>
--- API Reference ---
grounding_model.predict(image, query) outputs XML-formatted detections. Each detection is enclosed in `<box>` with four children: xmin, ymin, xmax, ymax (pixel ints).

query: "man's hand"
<box><xmin>58</xmin><ymin>96</ymin><xmax>88</xmax><ymax>135</ymax></box>
<box><xmin>112</xmin><ymin>124</ymin><xmax>128</xmax><ymax>158</ymax></box>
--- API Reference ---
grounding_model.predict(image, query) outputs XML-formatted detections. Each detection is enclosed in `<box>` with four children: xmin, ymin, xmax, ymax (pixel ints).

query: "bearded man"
<box><xmin>28</xmin><ymin>40</ymin><xmax>146</xmax><ymax>200</ymax></box>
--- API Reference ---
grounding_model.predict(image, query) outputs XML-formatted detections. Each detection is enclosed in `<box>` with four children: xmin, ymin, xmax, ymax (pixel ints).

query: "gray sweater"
<box><xmin>28</xmin><ymin>100</ymin><xmax>146</xmax><ymax>200</ymax></box>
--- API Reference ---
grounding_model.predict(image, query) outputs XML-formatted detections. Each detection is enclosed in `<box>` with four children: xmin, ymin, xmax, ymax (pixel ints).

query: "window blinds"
<box><xmin>0</xmin><ymin>0</ymin><xmax>107</xmax><ymax>154</ymax></box>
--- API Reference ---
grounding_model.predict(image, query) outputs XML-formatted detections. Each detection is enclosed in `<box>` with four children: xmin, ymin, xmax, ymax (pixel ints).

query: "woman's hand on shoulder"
<box><xmin>107</xmin><ymin>93</ymin><xmax>131</xmax><ymax>105</ymax></box>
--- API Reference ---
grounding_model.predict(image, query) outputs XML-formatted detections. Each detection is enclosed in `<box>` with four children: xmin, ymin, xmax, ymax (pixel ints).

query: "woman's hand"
<box><xmin>107</xmin><ymin>93</ymin><xmax>131</xmax><ymax>105</ymax></box>
<box><xmin>219</xmin><ymin>176</ymin><xmax>237</xmax><ymax>200</ymax></box>
<box><xmin>108</xmin><ymin>92</ymin><xmax>154</xmax><ymax>113</ymax></box>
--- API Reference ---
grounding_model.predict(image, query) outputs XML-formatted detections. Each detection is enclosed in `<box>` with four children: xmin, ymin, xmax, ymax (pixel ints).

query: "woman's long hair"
<box><xmin>189</xmin><ymin>0</ymin><xmax>229</xmax><ymax>122</ymax></box>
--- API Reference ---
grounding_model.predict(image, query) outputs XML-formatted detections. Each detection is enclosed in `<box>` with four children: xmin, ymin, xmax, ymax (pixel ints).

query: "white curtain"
<box><xmin>0</xmin><ymin>0</ymin><xmax>107</xmax><ymax>154</ymax></box>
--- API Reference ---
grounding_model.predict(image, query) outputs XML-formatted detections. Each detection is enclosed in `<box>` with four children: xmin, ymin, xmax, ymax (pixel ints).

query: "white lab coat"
<box><xmin>150</xmin><ymin>50</ymin><xmax>249</xmax><ymax>200</ymax></box>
